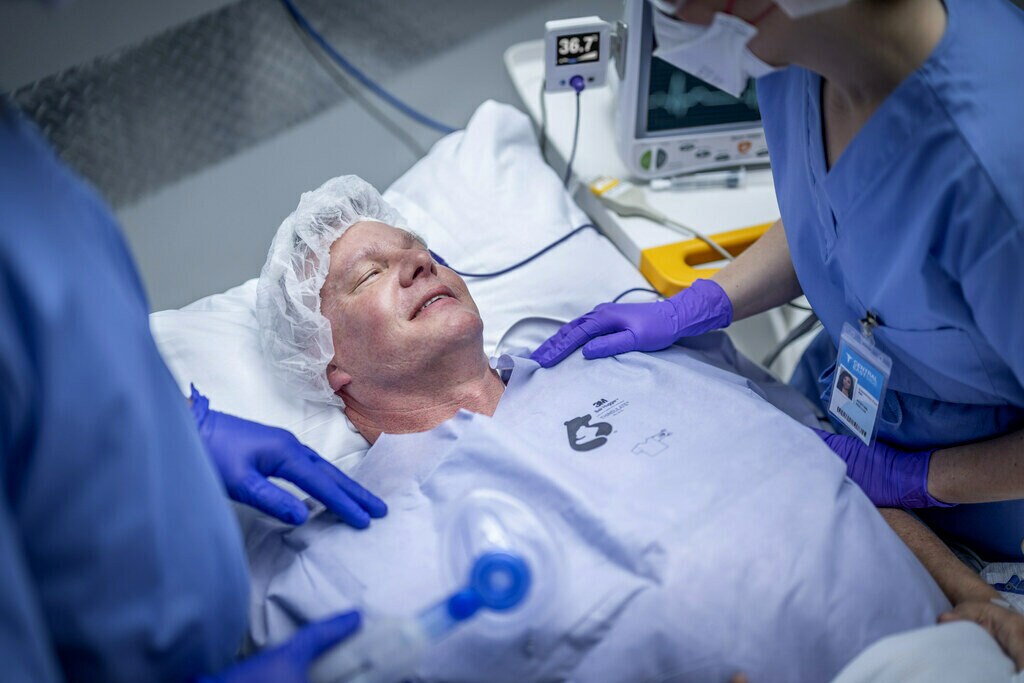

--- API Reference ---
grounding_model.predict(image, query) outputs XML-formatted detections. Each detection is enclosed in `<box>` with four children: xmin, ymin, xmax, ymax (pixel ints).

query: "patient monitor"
<box><xmin>544</xmin><ymin>0</ymin><xmax>769</xmax><ymax>179</ymax></box>
<box><xmin>616</xmin><ymin>0</ymin><xmax>767</xmax><ymax>179</ymax></box>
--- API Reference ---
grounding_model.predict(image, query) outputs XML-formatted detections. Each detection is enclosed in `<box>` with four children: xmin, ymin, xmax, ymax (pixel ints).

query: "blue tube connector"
<box><xmin>418</xmin><ymin>551</ymin><xmax>531</xmax><ymax>643</ymax></box>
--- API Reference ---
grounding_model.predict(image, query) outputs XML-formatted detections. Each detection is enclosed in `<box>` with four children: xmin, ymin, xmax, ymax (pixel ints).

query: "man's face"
<box><xmin>319</xmin><ymin>221</ymin><xmax>483</xmax><ymax>393</ymax></box>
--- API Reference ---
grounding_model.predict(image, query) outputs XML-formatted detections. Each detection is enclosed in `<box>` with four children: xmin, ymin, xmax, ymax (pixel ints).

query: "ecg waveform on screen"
<box><xmin>649</xmin><ymin>72</ymin><xmax>759</xmax><ymax>118</ymax></box>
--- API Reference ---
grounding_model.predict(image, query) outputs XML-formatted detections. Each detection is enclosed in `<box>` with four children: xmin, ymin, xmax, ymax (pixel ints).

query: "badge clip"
<box><xmin>859</xmin><ymin>311</ymin><xmax>880</xmax><ymax>341</ymax></box>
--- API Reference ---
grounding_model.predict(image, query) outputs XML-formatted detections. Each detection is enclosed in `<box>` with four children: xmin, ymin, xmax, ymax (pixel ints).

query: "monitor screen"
<box><xmin>643</xmin><ymin>6</ymin><xmax>761</xmax><ymax>134</ymax></box>
<box><xmin>556</xmin><ymin>31</ymin><xmax>601</xmax><ymax>65</ymax></box>
<box><xmin>645</xmin><ymin>58</ymin><xmax>761</xmax><ymax>132</ymax></box>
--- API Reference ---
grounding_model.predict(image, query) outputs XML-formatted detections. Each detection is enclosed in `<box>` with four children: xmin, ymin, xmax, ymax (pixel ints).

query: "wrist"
<box><xmin>701</xmin><ymin>279</ymin><xmax>734</xmax><ymax>327</ymax></box>
<box><xmin>925</xmin><ymin>447</ymin><xmax>958</xmax><ymax>505</ymax></box>
<box><xmin>899</xmin><ymin>448</ymin><xmax>955</xmax><ymax>508</ymax></box>
<box><xmin>668</xmin><ymin>279</ymin><xmax>734</xmax><ymax>335</ymax></box>
<box><xmin>949</xmin><ymin>580</ymin><xmax>1001</xmax><ymax>607</ymax></box>
<box><xmin>921</xmin><ymin>448</ymin><xmax>956</xmax><ymax>507</ymax></box>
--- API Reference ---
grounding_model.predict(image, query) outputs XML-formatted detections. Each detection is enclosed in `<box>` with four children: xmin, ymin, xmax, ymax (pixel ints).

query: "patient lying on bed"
<box><xmin>247</xmin><ymin>177</ymin><xmax>949</xmax><ymax>683</ymax></box>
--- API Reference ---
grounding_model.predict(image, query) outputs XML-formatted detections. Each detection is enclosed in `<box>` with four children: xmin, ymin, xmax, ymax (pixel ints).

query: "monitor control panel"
<box><xmin>628</xmin><ymin>129</ymin><xmax>769</xmax><ymax>178</ymax></box>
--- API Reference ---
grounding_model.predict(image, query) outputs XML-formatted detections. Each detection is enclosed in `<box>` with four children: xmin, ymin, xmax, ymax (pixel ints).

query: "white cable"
<box><xmin>589</xmin><ymin>178</ymin><xmax>734</xmax><ymax>262</ymax></box>
<box><xmin>662</xmin><ymin>217</ymin><xmax>735</xmax><ymax>262</ymax></box>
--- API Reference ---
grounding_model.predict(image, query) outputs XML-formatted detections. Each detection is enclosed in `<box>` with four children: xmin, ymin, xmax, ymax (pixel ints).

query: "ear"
<box><xmin>326</xmin><ymin>362</ymin><xmax>352</xmax><ymax>395</ymax></box>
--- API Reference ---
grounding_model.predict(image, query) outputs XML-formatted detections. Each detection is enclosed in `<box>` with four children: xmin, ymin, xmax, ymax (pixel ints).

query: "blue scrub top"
<box><xmin>0</xmin><ymin>100</ymin><xmax>249</xmax><ymax>681</ymax></box>
<box><xmin>757</xmin><ymin>0</ymin><xmax>1024</xmax><ymax>558</ymax></box>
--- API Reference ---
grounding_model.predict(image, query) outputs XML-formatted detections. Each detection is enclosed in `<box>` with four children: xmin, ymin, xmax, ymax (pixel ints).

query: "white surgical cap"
<box><xmin>649</xmin><ymin>0</ymin><xmax>851</xmax><ymax>19</ymax></box>
<box><xmin>255</xmin><ymin>175</ymin><xmax>409</xmax><ymax>406</ymax></box>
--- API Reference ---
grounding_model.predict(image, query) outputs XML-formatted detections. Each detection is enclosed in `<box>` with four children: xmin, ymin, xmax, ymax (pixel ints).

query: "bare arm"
<box><xmin>928</xmin><ymin>428</ymin><xmax>1024</xmax><ymax>504</ymax></box>
<box><xmin>711</xmin><ymin>219</ymin><xmax>803</xmax><ymax>321</ymax></box>
<box><xmin>882</xmin><ymin>508</ymin><xmax>1024</xmax><ymax>670</ymax></box>
<box><xmin>879</xmin><ymin>508</ymin><xmax>997</xmax><ymax>605</ymax></box>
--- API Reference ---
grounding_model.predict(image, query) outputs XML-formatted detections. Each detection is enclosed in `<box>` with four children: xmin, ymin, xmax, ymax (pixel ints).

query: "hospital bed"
<box><xmin>150</xmin><ymin>100</ymin><xmax>819</xmax><ymax>480</ymax></box>
<box><xmin>150</xmin><ymin>101</ymin><xmax>947</xmax><ymax>682</ymax></box>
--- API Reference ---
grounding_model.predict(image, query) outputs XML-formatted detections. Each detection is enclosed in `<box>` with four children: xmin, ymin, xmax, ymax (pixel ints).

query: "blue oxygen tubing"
<box><xmin>430</xmin><ymin>224</ymin><xmax>660</xmax><ymax>302</ymax></box>
<box><xmin>279</xmin><ymin>0</ymin><xmax>458</xmax><ymax>135</ymax></box>
<box><xmin>430</xmin><ymin>224</ymin><xmax>597</xmax><ymax>278</ymax></box>
<box><xmin>276</xmin><ymin>6</ymin><xmax>653</xmax><ymax>303</ymax></box>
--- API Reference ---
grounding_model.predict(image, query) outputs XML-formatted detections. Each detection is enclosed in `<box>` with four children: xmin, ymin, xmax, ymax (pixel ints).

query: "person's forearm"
<box><xmin>928</xmin><ymin>428</ymin><xmax>1024</xmax><ymax>504</ymax></box>
<box><xmin>880</xmin><ymin>508</ymin><xmax>998</xmax><ymax>605</ymax></box>
<box><xmin>711</xmin><ymin>219</ymin><xmax>803</xmax><ymax>321</ymax></box>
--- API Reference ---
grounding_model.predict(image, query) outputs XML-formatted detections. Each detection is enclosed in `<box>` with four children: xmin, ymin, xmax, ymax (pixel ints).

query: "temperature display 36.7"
<box><xmin>556</xmin><ymin>32</ymin><xmax>600</xmax><ymax>65</ymax></box>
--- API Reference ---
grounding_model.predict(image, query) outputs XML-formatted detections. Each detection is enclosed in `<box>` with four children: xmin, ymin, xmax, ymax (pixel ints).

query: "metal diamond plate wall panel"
<box><xmin>10</xmin><ymin>0</ymin><xmax>492</xmax><ymax>207</ymax></box>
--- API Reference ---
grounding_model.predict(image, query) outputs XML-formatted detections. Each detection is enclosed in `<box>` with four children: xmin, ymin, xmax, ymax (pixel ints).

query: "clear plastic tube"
<box><xmin>309</xmin><ymin>551</ymin><xmax>530</xmax><ymax>683</ymax></box>
<box><xmin>649</xmin><ymin>168</ymin><xmax>747</xmax><ymax>191</ymax></box>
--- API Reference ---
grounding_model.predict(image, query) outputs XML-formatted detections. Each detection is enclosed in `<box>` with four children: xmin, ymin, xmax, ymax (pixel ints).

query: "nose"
<box><xmin>398</xmin><ymin>248</ymin><xmax>437</xmax><ymax>287</ymax></box>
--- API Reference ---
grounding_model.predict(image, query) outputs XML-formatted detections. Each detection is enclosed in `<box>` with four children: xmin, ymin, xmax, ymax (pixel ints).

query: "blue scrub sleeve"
<box><xmin>960</xmin><ymin>227</ymin><xmax>1024</xmax><ymax>395</ymax></box>
<box><xmin>0</xmin><ymin>101</ymin><xmax>249</xmax><ymax>682</ymax></box>
<box><xmin>0</xmin><ymin>492</ymin><xmax>64</xmax><ymax>683</ymax></box>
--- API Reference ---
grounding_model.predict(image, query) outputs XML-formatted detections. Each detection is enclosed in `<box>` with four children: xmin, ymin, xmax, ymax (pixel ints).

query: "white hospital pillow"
<box><xmin>150</xmin><ymin>100</ymin><xmax>651</xmax><ymax>486</ymax></box>
<box><xmin>150</xmin><ymin>280</ymin><xmax>370</xmax><ymax>479</ymax></box>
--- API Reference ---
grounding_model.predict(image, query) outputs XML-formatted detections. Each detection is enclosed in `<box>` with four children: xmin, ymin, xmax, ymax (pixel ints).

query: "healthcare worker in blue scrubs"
<box><xmin>0</xmin><ymin>88</ymin><xmax>385</xmax><ymax>683</ymax></box>
<box><xmin>534</xmin><ymin>0</ymin><xmax>1024</xmax><ymax>564</ymax></box>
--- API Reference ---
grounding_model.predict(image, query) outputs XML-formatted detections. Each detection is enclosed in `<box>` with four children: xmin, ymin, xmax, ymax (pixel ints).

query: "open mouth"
<box><xmin>411</xmin><ymin>288</ymin><xmax>456</xmax><ymax>319</ymax></box>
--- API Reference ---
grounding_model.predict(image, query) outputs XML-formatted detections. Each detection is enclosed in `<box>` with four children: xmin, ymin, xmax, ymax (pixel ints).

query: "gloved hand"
<box><xmin>197</xmin><ymin>611</ymin><xmax>361</xmax><ymax>682</ymax></box>
<box><xmin>812</xmin><ymin>429</ymin><xmax>955</xmax><ymax>508</ymax></box>
<box><xmin>530</xmin><ymin>279</ymin><xmax>732</xmax><ymax>368</ymax></box>
<box><xmin>191</xmin><ymin>386</ymin><xmax>387</xmax><ymax>527</ymax></box>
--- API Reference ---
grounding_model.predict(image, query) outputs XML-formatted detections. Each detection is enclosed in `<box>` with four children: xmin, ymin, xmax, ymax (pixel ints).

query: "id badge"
<box><xmin>828</xmin><ymin>321</ymin><xmax>892</xmax><ymax>445</ymax></box>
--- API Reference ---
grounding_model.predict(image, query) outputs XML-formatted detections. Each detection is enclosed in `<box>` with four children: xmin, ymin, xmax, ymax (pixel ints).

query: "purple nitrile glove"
<box><xmin>191</xmin><ymin>385</ymin><xmax>387</xmax><ymax>527</ymax></box>
<box><xmin>530</xmin><ymin>279</ymin><xmax>733</xmax><ymax>368</ymax></box>
<box><xmin>195</xmin><ymin>611</ymin><xmax>361</xmax><ymax>683</ymax></box>
<box><xmin>812</xmin><ymin>428</ymin><xmax>956</xmax><ymax>508</ymax></box>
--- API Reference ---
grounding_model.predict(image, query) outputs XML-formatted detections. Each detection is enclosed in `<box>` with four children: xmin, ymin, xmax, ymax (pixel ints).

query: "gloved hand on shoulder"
<box><xmin>530</xmin><ymin>279</ymin><xmax>733</xmax><ymax>368</ymax></box>
<box><xmin>191</xmin><ymin>385</ymin><xmax>386</xmax><ymax>527</ymax></box>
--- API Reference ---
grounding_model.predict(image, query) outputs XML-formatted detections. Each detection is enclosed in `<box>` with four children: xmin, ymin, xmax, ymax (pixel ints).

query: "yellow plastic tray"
<box><xmin>639</xmin><ymin>221</ymin><xmax>776</xmax><ymax>297</ymax></box>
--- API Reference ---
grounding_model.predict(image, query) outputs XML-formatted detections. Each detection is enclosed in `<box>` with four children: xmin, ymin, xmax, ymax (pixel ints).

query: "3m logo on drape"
<box><xmin>564</xmin><ymin>414</ymin><xmax>612</xmax><ymax>451</ymax></box>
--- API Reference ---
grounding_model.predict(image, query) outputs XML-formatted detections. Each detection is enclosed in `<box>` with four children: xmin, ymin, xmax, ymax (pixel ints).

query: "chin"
<box><xmin>430</xmin><ymin>309</ymin><xmax>485</xmax><ymax>349</ymax></box>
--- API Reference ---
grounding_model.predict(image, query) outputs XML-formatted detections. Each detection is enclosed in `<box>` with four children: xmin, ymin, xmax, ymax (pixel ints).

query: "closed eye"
<box><xmin>357</xmin><ymin>268</ymin><xmax>381</xmax><ymax>287</ymax></box>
